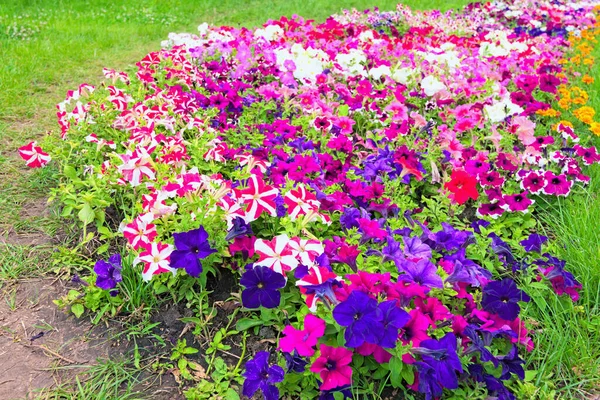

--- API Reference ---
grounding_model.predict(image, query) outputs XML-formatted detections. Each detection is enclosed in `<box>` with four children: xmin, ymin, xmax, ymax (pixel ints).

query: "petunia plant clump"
<box><xmin>21</xmin><ymin>0</ymin><xmax>600</xmax><ymax>398</ymax></box>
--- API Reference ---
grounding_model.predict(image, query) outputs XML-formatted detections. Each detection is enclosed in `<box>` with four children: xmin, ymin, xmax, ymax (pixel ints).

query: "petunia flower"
<box><xmin>413</xmin><ymin>333</ymin><xmax>463</xmax><ymax>390</ymax></box>
<box><xmin>135</xmin><ymin>242</ymin><xmax>175</xmax><ymax>282</ymax></box>
<box><xmin>444</xmin><ymin>170</ymin><xmax>478</xmax><ymax>204</ymax></box>
<box><xmin>333</xmin><ymin>291</ymin><xmax>382</xmax><ymax>347</ymax></box>
<box><xmin>376</xmin><ymin>300</ymin><xmax>410</xmax><ymax>348</ymax></box>
<box><xmin>519</xmin><ymin>233</ymin><xmax>548</xmax><ymax>253</ymax></box>
<box><xmin>170</xmin><ymin>226</ymin><xmax>216</xmax><ymax>277</ymax></box>
<box><xmin>310</xmin><ymin>345</ymin><xmax>353</xmax><ymax>391</ymax></box>
<box><xmin>397</xmin><ymin>258</ymin><xmax>443</xmax><ymax>289</ymax></box>
<box><xmin>236</xmin><ymin>175</ymin><xmax>280</xmax><ymax>221</ymax></box>
<box><xmin>94</xmin><ymin>254</ymin><xmax>122</xmax><ymax>292</ymax></box>
<box><xmin>242</xmin><ymin>351</ymin><xmax>285</xmax><ymax>400</ymax></box>
<box><xmin>240</xmin><ymin>265</ymin><xmax>286</xmax><ymax>309</ymax></box>
<box><xmin>254</xmin><ymin>234</ymin><xmax>299</xmax><ymax>274</ymax></box>
<box><xmin>279</xmin><ymin>314</ymin><xmax>326</xmax><ymax>357</ymax></box>
<box><xmin>122</xmin><ymin>213</ymin><xmax>158</xmax><ymax>251</ymax></box>
<box><xmin>481</xmin><ymin>278</ymin><xmax>531</xmax><ymax>321</ymax></box>
<box><xmin>296</xmin><ymin>266</ymin><xmax>343</xmax><ymax>311</ymax></box>
<box><xmin>18</xmin><ymin>141</ymin><xmax>51</xmax><ymax>168</ymax></box>
<box><xmin>225</xmin><ymin>216</ymin><xmax>253</xmax><ymax>241</ymax></box>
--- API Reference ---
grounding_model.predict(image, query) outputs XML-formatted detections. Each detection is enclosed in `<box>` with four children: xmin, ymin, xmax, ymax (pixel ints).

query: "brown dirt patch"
<box><xmin>0</xmin><ymin>279</ymin><xmax>109</xmax><ymax>399</ymax></box>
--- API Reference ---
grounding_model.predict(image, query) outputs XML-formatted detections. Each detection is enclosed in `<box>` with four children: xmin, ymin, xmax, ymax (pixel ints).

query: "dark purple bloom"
<box><xmin>415</xmin><ymin>361</ymin><xmax>444</xmax><ymax>400</ymax></box>
<box><xmin>519</xmin><ymin>233</ymin><xmax>548</xmax><ymax>253</ymax></box>
<box><xmin>397</xmin><ymin>258</ymin><xmax>443</xmax><ymax>288</ymax></box>
<box><xmin>171</xmin><ymin>226</ymin><xmax>216</xmax><ymax>277</ymax></box>
<box><xmin>420</xmin><ymin>222</ymin><xmax>472</xmax><ymax>252</ymax></box>
<box><xmin>471</xmin><ymin>219</ymin><xmax>490</xmax><ymax>234</ymax></box>
<box><xmin>481</xmin><ymin>278</ymin><xmax>531</xmax><ymax>321</ymax></box>
<box><xmin>225</xmin><ymin>217</ymin><xmax>253</xmax><ymax>241</ymax></box>
<box><xmin>498</xmin><ymin>345</ymin><xmax>525</xmax><ymax>380</ymax></box>
<box><xmin>94</xmin><ymin>254</ymin><xmax>122</xmax><ymax>291</ymax></box>
<box><xmin>283</xmin><ymin>351</ymin><xmax>308</xmax><ymax>373</ymax></box>
<box><xmin>376</xmin><ymin>300</ymin><xmax>410</xmax><ymax>348</ymax></box>
<box><xmin>333</xmin><ymin>291</ymin><xmax>382</xmax><ymax>347</ymax></box>
<box><xmin>240</xmin><ymin>266</ymin><xmax>286</xmax><ymax>309</ymax></box>
<box><xmin>463</xmin><ymin>325</ymin><xmax>498</xmax><ymax>367</ymax></box>
<box><xmin>274</xmin><ymin>195</ymin><xmax>287</xmax><ymax>217</ymax></box>
<box><xmin>318</xmin><ymin>385</ymin><xmax>353</xmax><ymax>400</ymax></box>
<box><xmin>242</xmin><ymin>351</ymin><xmax>285</xmax><ymax>400</ymax></box>
<box><xmin>414</xmin><ymin>333</ymin><xmax>463</xmax><ymax>390</ymax></box>
<box><xmin>339</xmin><ymin>208</ymin><xmax>362</xmax><ymax>230</ymax></box>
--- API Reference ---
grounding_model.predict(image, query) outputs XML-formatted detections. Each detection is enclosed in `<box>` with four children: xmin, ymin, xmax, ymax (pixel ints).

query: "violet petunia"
<box><xmin>481</xmin><ymin>278</ymin><xmax>530</xmax><ymax>321</ymax></box>
<box><xmin>170</xmin><ymin>226</ymin><xmax>216</xmax><ymax>277</ymax></box>
<box><xmin>242</xmin><ymin>351</ymin><xmax>285</xmax><ymax>400</ymax></box>
<box><xmin>333</xmin><ymin>291</ymin><xmax>382</xmax><ymax>347</ymax></box>
<box><xmin>240</xmin><ymin>265</ymin><xmax>286</xmax><ymax>309</ymax></box>
<box><xmin>397</xmin><ymin>258</ymin><xmax>443</xmax><ymax>288</ymax></box>
<box><xmin>94</xmin><ymin>253</ymin><xmax>122</xmax><ymax>292</ymax></box>
<box><xmin>519</xmin><ymin>233</ymin><xmax>548</xmax><ymax>253</ymax></box>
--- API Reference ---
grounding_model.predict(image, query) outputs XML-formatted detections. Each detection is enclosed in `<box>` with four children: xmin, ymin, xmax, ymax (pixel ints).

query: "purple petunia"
<box><xmin>519</xmin><ymin>233</ymin><xmax>548</xmax><ymax>253</ymax></box>
<box><xmin>376</xmin><ymin>300</ymin><xmax>410</xmax><ymax>348</ymax></box>
<box><xmin>333</xmin><ymin>291</ymin><xmax>382</xmax><ymax>347</ymax></box>
<box><xmin>240</xmin><ymin>265</ymin><xmax>286</xmax><ymax>309</ymax></box>
<box><xmin>481</xmin><ymin>278</ymin><xmax>531</xmax><ymax>321</ymax></box>
<box><xmin>94</xmin><ymin>254</ymin><xmax>122</xmax><ymax>292</ymax></box>
<box><xmin>170</xmin><ymin>226</ymin><xmax>216</xmax><ymax>277</ymax></box>
<box><xmin>414</xmin><ymin>333</ymin><xmax>463</xmax><ymax>390</ymax></box>
<box><xmin>397</xmin><ymin>258</ymin><xmax>443</xmax><ymax>288</ymax></box>
<box><xmin>242</xmin><ymin>351</ymin><xmax>285</xmax><ymax>400</ymax></box>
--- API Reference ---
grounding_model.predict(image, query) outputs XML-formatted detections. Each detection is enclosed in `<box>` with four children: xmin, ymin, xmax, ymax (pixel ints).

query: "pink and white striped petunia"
<box><xmin>284</xmin><ymin>185</ymin><xmax>320</xmax><ymax>221</ymax></box>
<box><xmin>135</xmin><ymin>242</ymin><xmax>175</xmax><ymax>281</ymax></box>
<box><xmin>18</xmin><ymin>141</ymin><xmax>51</xmax><ymax>168</ymax></box>
<box><xmin>254</xmin><ymin>234</ymin><xmax>298</xmax><ymax>274</ymax></box>
<box><xmin>117</xmin><ymin>148</ymin><xmax>155</xmax><ymax>187</ymax></box>
<box><xmin>122</xmin><ymin>213</ymin><xmax>157</xmax><ymax>251</ymax></box>
<box><xmin>288</xmin><ymin>237</ymin><xmax>325</xmax><ymax>267</ymax></box>
<box><xmin>236</xmin><ymin>175</ymin><xmax>279</xmax><ymax>222</ymax></box>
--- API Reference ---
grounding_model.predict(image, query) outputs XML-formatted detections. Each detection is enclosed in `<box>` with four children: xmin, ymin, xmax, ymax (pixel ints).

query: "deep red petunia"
<box><xmin>444</xmin><ymin>170</ymin><xmax>479</xmax><ymax>205</ymax></box>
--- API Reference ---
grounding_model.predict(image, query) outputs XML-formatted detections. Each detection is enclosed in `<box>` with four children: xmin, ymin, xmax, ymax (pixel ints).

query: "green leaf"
<box><xmin>224</xmin><ymin>388</ymin><xmax>240</xmax><ymax>400</ymax></box>
<box><xmin>78</xmin><ymin>203</ymin><xmax>95</xmax><ymax>225</ymax></box>
<box><xmin>235</xmin><ymin>318</ymin><xmax>263</xmax><ymax>331</ymax></box>
<box><xmin>183</xmin><ymin>347</ymin><xmax>199</xmax><ymax>355</ymax></box>
<box><xmin>71</xmin><ymin>303</ymin><xmax>84</xmax><ymax>318</ymax></box>
<box><xmin>178</xmin><ymin>358</ymin><xmax>188</xmax><ymax>371</ymax></box>
<box><xmin>63</xmin><ymin>165</ymin><xmax>78</xmax><ymax>180</ymax></box>
<box><xmin>338</xmin><ymin>104</ymin><xmax>349</xmax><ymax>117</ymax></box>
<box><xmin>401</xmin><ymin>365</ymin><xmax>415</xmax><ymax>385</ymax></box>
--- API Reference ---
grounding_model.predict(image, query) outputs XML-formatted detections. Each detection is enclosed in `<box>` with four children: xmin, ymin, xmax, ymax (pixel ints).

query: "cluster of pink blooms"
<box><xmin>19</xmin><ymin>0</ymin><xmax>599</xmax><ymax>398</ymax></box>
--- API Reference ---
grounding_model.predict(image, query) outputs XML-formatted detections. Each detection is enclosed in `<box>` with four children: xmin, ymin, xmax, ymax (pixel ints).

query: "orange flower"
<box><xmin>582</xmin><ymin>75</ymin><xmax>594</xmax><ymax>84</ymax></box>
<box><xmin>573</xmin><ymin>106</ymin><xmax>595</xmax><ymax>124</ymax></box>
<box><xmin>591</xmin><ymin>122</ymin><xmax>600</xmax><ymax>136</ymax></box>
<box><xmin>558</xmin><ymin>98</ymin><xmax>571</xmax><ymax>110</ymax></box>
<box><xmin>536</xmin><ymin>108</ymin><xmax>561</xmax><ymax>118</ymax></box>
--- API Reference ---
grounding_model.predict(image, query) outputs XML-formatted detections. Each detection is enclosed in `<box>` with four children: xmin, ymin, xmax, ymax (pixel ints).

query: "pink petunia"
<box><xmin>310</xmin><ymin>345</ymin><xmax>353</xmax><ymax>391</ymax></box>
<box><xmin>279</xmin><ymin>314</ymin><xmax>326</xmax><ymax>357</ymax></box>
<box><xmin>254</xmin><ymin>234</ymin><xmax>298</xmax><ymax>274</ymax></box>
<box><xmin>135</xmin><ymin>242</ymin><xmax>175</xmax><ymax>281</ymax></box>
<box><xmin>18</xmin><ymin>141</ymin><xmax>51</xmax><ymax>168</ymax></box>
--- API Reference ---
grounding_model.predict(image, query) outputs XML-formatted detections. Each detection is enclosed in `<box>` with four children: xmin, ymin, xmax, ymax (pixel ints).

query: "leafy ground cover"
<box><xmin>3</xmin><ymin>0</ymin><xmax>600</xmax><ymax>399</ymax></box>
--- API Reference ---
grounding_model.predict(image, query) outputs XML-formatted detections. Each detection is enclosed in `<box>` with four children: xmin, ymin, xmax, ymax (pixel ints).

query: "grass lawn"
<box><xmin>1</xmin><ymin>0</ymin><xmax>599</xmax><ymax>399</ymax></box>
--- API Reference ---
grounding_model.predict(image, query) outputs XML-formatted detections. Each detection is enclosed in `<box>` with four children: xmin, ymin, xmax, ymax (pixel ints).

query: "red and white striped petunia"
<box><xmin>296</xmin><ymin>266</ymin><xmax>342</xmax><ymax>312</ymax></box>
<box><xmin>236</xmin><ymin>175</ymin><xmax>280</xmax><ymax>222</ymax></box>
<box><xmin>288</xmin><ymin>237</ymin><xmax>325</xmax><ymax>267</ymax></box>
<box><xmin>18</xmin><ymin>141</ymin><xmax>51</xmax><ymax>168</ymax></box>
<box><xmin>254</xmin><ymin>234</ymin><xmax>298</xmax><ymax>274</ymax></box>
<box><xmin>217</xmin><ymin>195</ymin><xmax>246</xmax><ymax>229</ymax></box>
<box><xmin>135</xmin><ymin>242</ymin><xmax>175</xmax><ymax>281</ymax></box>
<box><xmin>122</xmin><ymin>213</ymin><xmax>157</xmax><ymax>251</ymax></box>
<box><xmin>284</xmin><ymin>184</ymin><xmax>320</xmax><ymax>220</ymax></box>
<box><xmin>117</xmin><ymin>148</ymin><xmax>155</xmax><ymax>187</ymax></box>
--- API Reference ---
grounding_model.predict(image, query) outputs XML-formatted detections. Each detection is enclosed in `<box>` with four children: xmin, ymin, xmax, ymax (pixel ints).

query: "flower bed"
<box><xmin>20</xmin><ymin>0</ymin><xmax>600</xmax><ymax>398</ymax></box>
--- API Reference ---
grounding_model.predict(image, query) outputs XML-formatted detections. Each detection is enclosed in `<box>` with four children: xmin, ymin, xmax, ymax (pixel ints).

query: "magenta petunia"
<box><xmin>279</xmin><ymin>315</ymin><xmax>326</xmax><ymax>357</ymax></box>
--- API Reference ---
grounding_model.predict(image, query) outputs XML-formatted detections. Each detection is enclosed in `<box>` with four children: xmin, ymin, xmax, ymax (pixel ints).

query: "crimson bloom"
<box><xmin>310</xmin><ymin>345</ymin><xmax>353</xmax><ymax>391</ymax></box>
<box><xmin>444</xmin><ymin>170</ymin><xmax>478</xmax><ymax>204</ymax></box>
<box><xmin>279</xmin><ymin>314</ymin><xmax>326</xmax><ymax>357</ymax></box>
